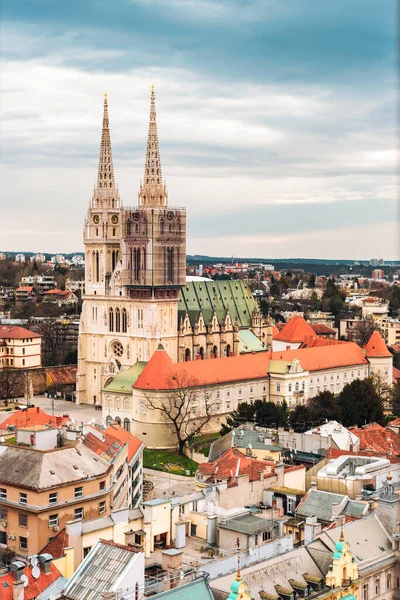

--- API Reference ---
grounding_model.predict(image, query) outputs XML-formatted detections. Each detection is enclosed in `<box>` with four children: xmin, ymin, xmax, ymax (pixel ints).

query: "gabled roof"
<box><xmin>63</xmin><ymin>539</ymin><xmax>141</xmax><ymax>600</ymax></box>
<box><xmin>0</xmin><ymin>407</ymin><xmax>69</xmax><ymax>432</ymax></box>
<box><xmin>296</xmin><ymin>488</ymin><xmax>368</xmax><ymax>522</ymax></box>
<box><xmin>105</xmin><ymin>423</ymin><xmax>144</xmax><ymax>462</ymax></box>
<box><xmin>0</xmin><ymin>325</ymin><xmax>41</xmax><ymax>339</ymax></box>
<box><xmin>15</xmin><ymin>286</ymin><xmax>35</xmax><ymax>293</ymax></box>
<box><xmin>0</xmin><ymin>561</ymin><xmax>61</xmax><ymax>600</ymax></box>
<box><xmin>364</xmin><ymin>331</ymin><xmax>392</xmax><ymax>357</ymax></box>
<box><xmin>40</xmin><ymin>527</ymin><xmax>69</xmax><ymax>559</ymax></box>
<box><xmin>348</xmin><ymin>423</ymin><xmax>400</xmax><ymax>456</ymax></box>
<box><xmin>198</xmin><ymin>447</ymin><xmax>275</xmax><ymax>486</ymax></box>
<box><xmin>275</xmin><ymin>316</ymin><xmax>316</xmax><ymax>343</ymax></box>
<box><xmin>83</xmin><ymin>424</ymin><xmax>143</xmax><ymax>464</ymax></box>
<box><xmin>310</xmin><ymin>323</ymin><xmax>336</xmax><ymax>335</ymax></box>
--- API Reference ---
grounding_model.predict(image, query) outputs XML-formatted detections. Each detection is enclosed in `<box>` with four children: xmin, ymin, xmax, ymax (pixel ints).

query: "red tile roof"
<box><xmin>0</xmin><ymin>325</ymin><xmax>41</xmax><ymax>339</ymax></box>
<box><xmin>134</xmin><ymin>342</ymin><xmax>368</xmax><ymax>390</ymax></box>
<box><xmin>83</xmin><ymin>424</ymin><xmax>143</xmax><ymax>463</ymax></box>
<box><xmin>272</xmin><ymin>325</ymin><xmax>280</xmax><ymax>338</ymax></box>
<box><xmin>47</xmin><ymin>366</ymin><xmax>77</xmax><ymax>385</ymax></box>
<box><xmin>348</xmin><ymin>423</ymin><xmax>400</xmax><ymax>456</ymax></box>
<box><xmin>310</xmin><ymin>323</ymin><xmax>336</xmax><ymax>335</ymax></box>
<box><xmin>198</xmin><ymin>447</ymin><xmax>275</xmax><ymax>486</ymax></box>
<box><xmin>326</xmin><ymin>447</ymin><xmax>400</xmax><ymax>463</ymax></box>
<box><xmin>45</xmin><ymin>289</ymin><xmax>73</xmax><ymax>298</ymax></box>
<box><xmin>40</xmin><ymin>527</ymin><xmax>69</xmax><ymax>558</ymax></box>
<box><xmin>364</xmin><ymin>331</ymin><xmax>392</xmax><ymax>358</ymax></box>
<box><xmin>275</xmin><ymin>316</ymin><xmax>316</xmax><ymax>343</ymax></box>
<box><xmin>389</xmin><ymin>417</ymin><xmax>400</xmax><ymax>427</ymax></box>
<box><xmin>0</xmin><ymin>562</ymin><xmax>61</xmax><ymax>600</ymax></box>
<box><xmin>15</xmin><ymin>286</ymin><xmax>35</xmax><ymax>293</ymax></box>
<box><xmin>0</xmin><ymin>407</ymin><xmax>69</xmax><ymax>432</ymax></box>
<box><xmin>393</xmin><ymin>367</ymin><xmax>400</xmax><ymax>384</ymax></box>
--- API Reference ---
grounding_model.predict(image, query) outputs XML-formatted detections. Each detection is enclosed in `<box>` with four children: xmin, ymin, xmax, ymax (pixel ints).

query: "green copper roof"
<box><xmin>103</xmin><ymin>362</ymin><xmax>147</xmax><ymax>394</ymax></box>
<box><xmin>179</xmin><ymin>280</ymin><xmax>257</xmax><ymax>328</ymax></box>
<box><xmin>238</xmin><ymin>329</ymin><xmax>267</xmax><ymax>353</ymax></box>
<box><xmin>151</xmin><ymin>576</ymin><xmax>214</xmax><ymax>599</ymax></box>
<box><xmin>268</xmin><ymin>360</ymin><xmax>292</xmax><ymax>374</ymax></box>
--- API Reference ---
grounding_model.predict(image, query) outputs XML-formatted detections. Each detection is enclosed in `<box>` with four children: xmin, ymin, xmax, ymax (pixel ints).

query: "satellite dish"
<box><xmin>31</xmin><ymin>556</ymin><xmax>38</xmax><ymax>567</ymax></box>
<box><xmin>32</xmin><ymin>566</ymin><xmax>40</xmax><ymax>579</ymax></box>
<box><xmin>20</xmin><ymin>575</ymin><xmax>29</xmax><ymax>587</ymax></box>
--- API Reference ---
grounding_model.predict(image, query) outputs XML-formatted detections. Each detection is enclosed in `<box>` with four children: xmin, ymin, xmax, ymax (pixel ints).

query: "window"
<box><xmin>288</xmin><ymin>384</ymin><xmax>292</xmax><ymax>392</ymax></box>
<box><xmin>226</xmin><ymin>402</ymin><xmax>231</xmax><ymax>410</ymax></box>
<box><xmin>250</xmin><ymin>386</ymin><xmax>254</xmax><ymax>394</ymax></box>
<box><xmin>99</xmin><ymin>501</ymin><xmax>106</xmax><ymax>514</ymax></box>
<box><xmin>19</xmin><ymin>493</ymin><xmax>27</xmax><ymax>505</ymax></box>
<box><xmin>100</xmin><ymin>481</ymin><xmax>106</xmax><ymax>491</ymax></box>
<box><xmin>22</xmin><ymin>359</ymin><xmax>25</xmax><ymax>366</ymax></box>
<box><xmin>375</xmin><ymin>579</ymin><xmax>380</xmax><ymax>596</ymax></box>
<box><xmin>0</xmin><ymin>488</ymin><xmax>6</xmax><ymax>499</ymax></box>
<box><xmin>295</xmin><ymin>382</ymin><xmax>299</xmax><ymax>391</ymax></box>
<box><xmin>22</xmin><ymin>348</ymin><xmax>25</xmax><ymax>355</ymax></box>
<box><xmin>48</xmin><ymin>492</ymin><xmax>58</xmax><ymax>505</ymax></box>
<box><xmin>238</xmin><ymin>389</ymin><xmax>242</xmax><ymax>396</ymax></box>
<box><xmin>74</xmin><ymin>486</ymin><xmax>83</xmax><ymax>499</ymax></box>
<box><xmin>0</xmin><ymin>508</ymin><xmax>7</xmax><ymax>521</ymax></box>
<box><xmin>140</xmin><ymin>401</ymin><xmax>146</xmax><ymax>415</ymax></box>
<box><xmin>226</xmin><ymin>390</ymin><xmax>230</xmax><ymax>398</ymax></box>
<box><xmin>363</xmin><ymin>584</ymin><xmax>368</xmax><ymax>600</ymax></box>
<box><xmin>18</xmin><ymin>513</ymin><xmax>28</xmax><ymax>527</ymax></box>
<box><xmin>302</xmin><ymin>381</ymin><xmax>305</xmax><ymax>390</ymax></box>
<box><xmin>122</xmin><ymin>308</ymin><xmax>127</xmax><ymax>333</ymax></box>
<box><xmin>216</xmin><ymin>391</ymin><xmax>220</xmax><ymax>399</ymax></box>
<box><xmin>124</xmin><ymin>418</ymin><xmax>131</xmax><ymax>432</ymax></box>
<box><xmin>276</xmin><ymin>383</ymin><xmax>281</xmax><ymax>392</ymax></box>
<box><xmin>19</xmin><ymin>536</ymin><xmax>28</xmax><ymax>550</ymax></box>
<box><xmin>262</xmin><ymin>530</ymin><xmax>272</xmax><ymax>542</ymax></box>
<box><xmin>387</xmin><ymin>574</ymin><xmax>391</xmax><ymax>590</ymax></box>
<box><xmin>49</xmin><ymin>514</ymin><xmax>58</xmax><ymax>528</ymax></box>
<box><xmin>75</xmin><ymin>508</ymin><xmax>84</xmax><ymax>519</ymax></box>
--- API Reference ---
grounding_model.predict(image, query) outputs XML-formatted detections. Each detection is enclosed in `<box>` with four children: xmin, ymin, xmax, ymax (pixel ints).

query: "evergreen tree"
<box><xmin>289</xmin><ymin>405</ymin><xmax>312</xmax><ymax>431</ymax></box>
<box><xmin>339</xmin><ymin>378</ymin><xmax>384</xmax><ymax>427</ymax></box>
<box><xmin>308</xmin><ymin>390</ymin><xmax>341</xmax><ymax>423</ymax></box>
<box><xmin>392</xmin><ymin>383</ymin><xmax>400</xmax><ymax>418</ymax></box>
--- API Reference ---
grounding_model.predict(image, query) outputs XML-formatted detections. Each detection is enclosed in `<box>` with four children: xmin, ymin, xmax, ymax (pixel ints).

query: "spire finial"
<box><xmin>387</xmin><ymin>469</ymin><xmax>393</xmax><ymax>481</ymax></box>
<box><xmin>94</xmin><ymin>94</ymin><xmax>118</xmax><ymax>202</ymax></box>
<box><xmin>104</xmin><ymin>92</ymin><xmax>107</xmax><ymax>102</ymax></box>
<box><xmin>339</xmin><ymin>524</ymin><xmax>345</xmax><ymax>542</ymax></box>
<box><xmin>138</xmin><ymin>85</ymin><xmax>167</xmax><ymax>207</ymax></box>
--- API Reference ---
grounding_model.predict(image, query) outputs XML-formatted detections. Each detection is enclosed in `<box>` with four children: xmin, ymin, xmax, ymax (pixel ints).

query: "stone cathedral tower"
<box><xmin>76</xmin><ymin>89</ymin><xmax>186</xmax><ymax>405</ymax></box>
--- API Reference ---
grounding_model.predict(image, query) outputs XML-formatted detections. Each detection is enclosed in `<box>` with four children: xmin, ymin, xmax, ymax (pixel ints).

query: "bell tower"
<box><xmin>83</xmin><ymin>94</ymin><xmax>122</xmax><ymax>296</ymax></box>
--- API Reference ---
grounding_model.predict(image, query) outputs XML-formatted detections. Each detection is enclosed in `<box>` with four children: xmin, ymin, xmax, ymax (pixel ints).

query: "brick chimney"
<box><xmin>13</xmin><ymin>580</ymin><xmax>24</xmax><ymax>600</ymax></box>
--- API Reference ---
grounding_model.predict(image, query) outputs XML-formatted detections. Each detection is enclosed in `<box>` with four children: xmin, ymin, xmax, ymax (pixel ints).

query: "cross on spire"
<box><xmin>139</xmin><ymin>86</ymin><xmax>168</xmax><ymax>206</ymax></box>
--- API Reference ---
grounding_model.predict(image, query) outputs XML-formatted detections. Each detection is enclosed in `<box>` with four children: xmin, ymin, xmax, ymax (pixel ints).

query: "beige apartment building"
<box><xmin>0</xmin><ymin>428</ymin><xmax>114</xmax><ymax>559</ymax></box>
<box><xmin>380</xmin><ymin>319</ymin><xmax>400</xmax><ymax>347</ymax></box>
<box><xmin>0</xmin><ymin>325</ymin><xmax>42</xmax><ymax>369</ymax></box>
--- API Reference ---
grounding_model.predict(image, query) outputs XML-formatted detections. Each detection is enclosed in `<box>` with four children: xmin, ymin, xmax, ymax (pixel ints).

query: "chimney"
<box><xmin>331</xmin><ymin>502</ymin><xmax>341</xmax><ymax>519</ymax></box>
<box><xmin>13</xmin><ymin>580</ymin><xmax>24</xmax><ymax>600</ymax></box>
<box><xmin>10</xmin><ymin>562</ymin><xmax>25</xmax><ymax>581</ymax></box>
<box><xmin>38</xmin><ymin>554</ymin><xmax>53</xmax><ymax>574</ymax></box>
<box><xmin>36</xmin><ymin>407</ymin><xmax>39</xmax><ymax>414</ymax></box>
<box><xmin>310</xmin><ymin>481</ymin><xmax>317</xmax><ymax>489</ymax></box>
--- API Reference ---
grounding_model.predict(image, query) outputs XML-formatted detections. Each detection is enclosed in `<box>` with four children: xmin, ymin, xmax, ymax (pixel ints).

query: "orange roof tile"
<box><xmin>364</xmin><ymin>331</ymin><xmax>392</xmax><ymax>358</ymax></box>
<box><xmin>275</xmin><ymin>316</ymin><xmax>316</xmax><ymax>343</ymax></box>
<box><xmin>198</xmin><ymin>447</ymin><xmax>275</xmax><ymax>485</ymax></box>
<box><xmin>0</xmin><ymin>562</ymin><xmax>61</xmax><ymax>600</ymax></box>
<box><xmin>272</xmin><ymin>325</ymin><xmax>280</xmax><ymax>338</ymax></box>
<box><xmin>310</xmin><ymin>323</ymin><xmax>336</xmax><ymax>335</ymax></box>
<box><xmin>349</xmin><ymin>423</ymin><xmax>400</xmax><ymax>456</ymax></box>
<box><xmin>0</xmin><ymin>407</ymin><xmax>69</xmax><ymax>432</ymax></box>
<box><xmin>83</xmin><ymin>424</ymin><xmax>143</xmax><ymax>464</ymax></box>
<box><xmin>15</xmin><ymin>286</ymin><xmax>35</xmax><ymax>293</ymax></box>
<box><xmin>40</xmin><ymin>527</ymin><xmax>69</xmax><ymax>558</ymax></box>
<box><xmin>105</xmin><ymin>423</ymin><xmax>143</xmax><ymax>462</ymax></box>
<box><xmin>134</xmin><ymin>341</ymin><xmax>368</xmax><ymax>390</ymax></box>
<box><xmin>0</xmin><ymin>325</ymin><xmax>41</xmax><ymax>339</ymax></box>
<box><xmin>326</xmin><ymin>447</ymin><xmax>400</xmax><ymax>463</ymax></box>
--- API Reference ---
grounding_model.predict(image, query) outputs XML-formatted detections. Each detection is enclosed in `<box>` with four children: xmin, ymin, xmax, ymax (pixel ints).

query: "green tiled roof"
<box><xmin>179</xmin><ymin>280</ymin><xmax>256</xmax><ymax>328</ymax></box>
<box><xmin>103</xmin><ymin>362</ymin><xmax>147</xmax><ymax>394</ymax></box>
<box><xmin>238</xmin><ymin>329</ymin><xmax>267</xmax><ymax>353</ymax></box>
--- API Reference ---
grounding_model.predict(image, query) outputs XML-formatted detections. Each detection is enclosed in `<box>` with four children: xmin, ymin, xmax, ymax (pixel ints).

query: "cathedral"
<box><xmin>76</xmin><ymin>89</ymin><xmax>270</xmax><ymax>405</ymax></box>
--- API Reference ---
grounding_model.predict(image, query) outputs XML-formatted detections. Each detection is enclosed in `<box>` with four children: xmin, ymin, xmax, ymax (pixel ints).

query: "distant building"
<box><xmin>30</xmin><ymin>253</ymin><xmax>46</xmax><ymax>263</ymax></box>
<box><xmin>65</xmin><ymin>279</ymin><xmax>85</xmax><ymax>293</ymax></box>
<box><xmin>15</xmin><ymin>254</ymin><xmax>25</xmax><ymax>263</ymax></box>
<box><xmin>15</xmin><ymin>286</ymin><xmax>37</xmax><ymax>303</ymax></box>
<box><xmin>43</xmin><ymin>289</ymin><xmax>78</xmax><ymax>306</ymax></box>
<box><xmin>381</xmin><ymin>319</ymin><xmax>400</xmax><ymax>347</ymax></box>
<box><xmin>0</xmin><ymin>325</ymin><xmax>42</xmax><ymax>369</ymax></box>
<box><xmin>0</xmin><ymin>253</ymin><xmax>6</xmax><ymax>261</ymax></box>
<box><xmin>372</xmin><ymin>269</ymin><xmax>385</xmax><ymax>279</ymax></box>
<box><xmin>51</xmin><ymin>254</ymin><xmax>65</xmax><ymax>264</ymax></box>
<box><xmin>19</xmin><ymin>275</ymin><xmax>56</xmax><ymax>296</ymax></box>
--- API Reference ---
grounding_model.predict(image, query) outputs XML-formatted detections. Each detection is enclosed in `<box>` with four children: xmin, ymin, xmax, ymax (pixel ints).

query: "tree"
<box><xmin>372</xmin><ymin>371</ymin><xmax>394</xmax><ymax>412</ymax></box>
<box><xmin>308</xmin><ymin>390</ymin><xmax>342</xmax><ymax>423</ymax></box>
<box><xmin>255</xmin><ymin>400</ymin><xmax>288</xmax><ymax>428</ymax></box>
<box><xmin>389</xmin><ymin>286</ymin><xmax>400</xmax><ymax>317</ymax></box>
<box><xmin>145</xmin><ymin>372</ymin><xmax>215</xmax><ymax>455</ymax></box>
<box><xmin>289</xmin><ymin>405</ymin><xmax>312</xmax><ymax>431</ymax></box>
<box><xmin>339</xmin><ymin>378</ymin><xmax>384</xmax><ymax>427</ymax></box>
<box><xmin>310</xmin><ymin>290</ymin><xmax>322</xmax><ymax>312</ymax></box>
<box><xmin>322</xmin><ymin>279</ymin><xmax>345</xmax><ymax>325</ymax></box>
<box><xmin>352</xmin><ymin>317</ymin><xmax>378</xmax><ymax>348</ymax></box>
<box><xmin>220</xmin><ymin>401</ymin><xmax>257</xmax><ymax>436</ymax></box>
<box><xmin>37</xmin><ymin>318</ymin><xmax>68</xmax><ymax>366</ymax></box>
<box><xmin>307</xmin><ymin>274</ymin><xmax>316</xmax><ymax>289</ymax></box>
<box><xmin>393</xmin><ymin>383</ymin><xmax>400</xmax><ymax>417</ymax></box>
<box><xmin>0</xmin><ymin>369</ymin><xmax>22</xmax><ymax>406</ymax></box>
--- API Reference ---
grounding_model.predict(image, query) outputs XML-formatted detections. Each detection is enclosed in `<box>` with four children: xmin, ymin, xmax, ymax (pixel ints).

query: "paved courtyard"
<box><xmin>13</xmin><ymin>395</ymin><xmax>101</xmax><ymax>425</ymax></box>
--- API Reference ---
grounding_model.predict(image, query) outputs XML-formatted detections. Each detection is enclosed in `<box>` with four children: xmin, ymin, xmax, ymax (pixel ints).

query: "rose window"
<box><xmin>112</xmin><ymin>341</ymin><xmax>123</xmax><ymax>357</ymax></box>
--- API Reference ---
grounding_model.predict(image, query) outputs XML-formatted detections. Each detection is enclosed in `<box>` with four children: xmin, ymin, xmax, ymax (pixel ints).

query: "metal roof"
<box><xmin>152</xmin><ymin>575</ymin><xmax>214</xmax><ymax>600</ymax></box>
<box><xmin>63</xmin><ymin>540</ymin><xmax>141</xmax><ymax>600</ymax></box>
<box><xmin>238</xmin><ymin>329</ymin><xmax>267</xmax><ymax>353</ymax></box>
<box><xmin>103</xmin><ymin>362</ymin><xmax>147</xmax><ymax>393</ymax></box>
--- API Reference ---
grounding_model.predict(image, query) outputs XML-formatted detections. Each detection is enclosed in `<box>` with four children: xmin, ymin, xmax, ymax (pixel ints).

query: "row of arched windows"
<box><xmin>109</xmin><ymin>307</ymin><xmax>127</xmax><ymax>333</ymax></box>
<box><xmin>106</xmin><ymin>415</ymin><xmax>131</xmax><ymax>432</ymax></box>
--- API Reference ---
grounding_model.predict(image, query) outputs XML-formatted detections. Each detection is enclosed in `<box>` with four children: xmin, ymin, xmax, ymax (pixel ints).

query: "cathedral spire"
<box><xmin>95</xmin><ymin>93</ymin><xmax>117</xmax><ymax>200</ymax></box>
<box><xmin>139</xmin><ymin>86</ymin><xmax>167</xmax><ymax>206</ymax></box>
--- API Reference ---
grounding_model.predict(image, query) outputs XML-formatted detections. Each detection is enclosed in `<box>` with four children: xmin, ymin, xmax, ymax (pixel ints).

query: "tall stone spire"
<box><xmin>92</xmin><ymin>94</ymin><xmax>119</xmax><ymax>207</ymax></box>
<box><xmin>138</xmin><ymin>86</ymin><xmax>168</xmax><ymax>207</ymax></box>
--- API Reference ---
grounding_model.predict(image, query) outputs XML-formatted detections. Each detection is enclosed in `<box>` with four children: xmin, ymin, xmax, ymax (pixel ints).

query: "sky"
<box><xmin>1</xmin><ymin>0</ymin><xmax>399</xmax><ymax>260</ymax></box>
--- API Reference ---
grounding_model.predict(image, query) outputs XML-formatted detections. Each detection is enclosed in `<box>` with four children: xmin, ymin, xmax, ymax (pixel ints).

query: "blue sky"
<box><xmin>1</xmin><ymin>0</ymin><xmax>398</xmax><ymax>259</ymax></box>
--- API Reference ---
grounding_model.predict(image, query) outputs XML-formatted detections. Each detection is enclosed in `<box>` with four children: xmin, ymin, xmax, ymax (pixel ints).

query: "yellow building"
<box><xmin>0</xmin><ymin>325</ymin><xmax>42</xmax><ymax>369</ymax></box>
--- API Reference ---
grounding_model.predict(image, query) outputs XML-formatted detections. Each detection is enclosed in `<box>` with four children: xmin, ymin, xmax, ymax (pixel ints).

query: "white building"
<box><xmin>15</xmin><ymin>253</ymin><xmax>25</xmax><ymax>263</ymax></box>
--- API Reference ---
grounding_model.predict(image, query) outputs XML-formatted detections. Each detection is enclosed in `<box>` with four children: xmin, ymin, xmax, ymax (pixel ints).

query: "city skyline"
<box><xmin>1</xmin><ymin>0</ymin><xmax>398</xmax><ymax>259</ymax></box>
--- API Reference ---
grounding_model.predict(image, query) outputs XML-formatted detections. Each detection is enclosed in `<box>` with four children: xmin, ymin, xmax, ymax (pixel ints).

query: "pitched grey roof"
<box><xmin>296</xmin><ymin>490</ymin><xmax>348</xmax><ymax>522</ymax></box>
<box><xmin>0</xmin><ymin>441</ymin><xmax>110</xmax><ymax>490</ymax></box>
<box><xmin>233</xmin><ymin>427</ymin><xmax>282</xmax><ymax>452</ymax></box>
<box><xmin>36</xmin><ymin>576</ymin><xmax>68</xmax><ymax>600</ymax></box>
<box><xmin>344</xmin><ymin>500</ymin><xmax>368</xmax><ymax>518</ymax></box>
<box><xmin>63</xmin><ymin>540</ymin><xmax>141</xmax><ymax>600</ymax></box>
<box><xmin>211</xmin><ymin>546</ymin><xmax>324</xmax><ymax>597</ymax></box>
<box><xmin>152</xmin><ymin>575</ymin><xmax>214</xmax><ymax>599</ymax></box>
<box><xmin>82</xmin><ymin>516</ymin><xmax>114</xmax><ymax>534</ymax></box>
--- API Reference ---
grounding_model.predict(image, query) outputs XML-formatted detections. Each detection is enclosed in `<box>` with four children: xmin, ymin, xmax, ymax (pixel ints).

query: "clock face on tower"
<box><xmin>93</xmin><ymin>215</ymin><xmax>100</xmax><ymax>224</ymax></box>
<box><xmin>111</xmin><ymin>215</ymin><xmax>118</xmax><ymax>224</ymax></box>
<box><xmin>133</xmin><ymin>212</ymin><xmax>140</xmax><ymax>221</ymax></box>
<box><xmin>167</xmin><ymin>211</ymin><xmax>173</xmax><ymax>220</ymax></box>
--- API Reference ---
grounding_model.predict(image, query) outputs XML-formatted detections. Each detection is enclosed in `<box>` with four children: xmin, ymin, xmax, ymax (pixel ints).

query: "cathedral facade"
<box><xmin>77</xmin><ymin>90</ymin><xmax>269</xmax><ymax>405</ymax></box>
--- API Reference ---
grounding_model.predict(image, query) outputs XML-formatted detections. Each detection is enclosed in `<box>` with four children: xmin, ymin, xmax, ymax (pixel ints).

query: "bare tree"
<box><xmin>145</xmin><ymin>372</ymin><xmax>215</xmax><ymax>455</ymax></box>
<box><xmin>36</xmin><ymin>318</ymin><xmax>67</xmax><ymax>366</ymax></box>
<box><xmin>352</xmin><ymin>317</ymin><xmax>379</xmax><ymax>348</ymax></box>
<box><xmin>372</xmin><ymin>372</ymin><xmax>395</xmax><ymax>412</ymax></box>
<box><xmin>0</xmin><ymin>369</ymin><xmax>23</xmax><ymax>407</ymax></box>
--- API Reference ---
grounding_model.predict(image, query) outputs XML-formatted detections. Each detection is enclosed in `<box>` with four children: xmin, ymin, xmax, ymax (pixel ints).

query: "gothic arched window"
<box><xmin>127</xmin><ymin>221</ymin><xmax>131</xmax><ymax>235</ymax></box>
<box><xmin>109</xmin><ymin>307</ymin><xmax>114</xmax><ymax>332</ymax></box>
<box><xmin>122</xmin><ymin>308</ymin><xmax>127</xmax><ymax>333</ymax></box>
<box><xmin>160</xmin><ymin>219</ymin><xmax>164</xmax><ymax>235</ymax></box>
<box><xmin>124</xmin><ymin>418</ymin><xmax>131</xmax><ymax>432</ymax></box>
<box><xmin>115</xmin><ymin>307</ymin><xmax>121</xmax><ymax>332</ymax></box>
